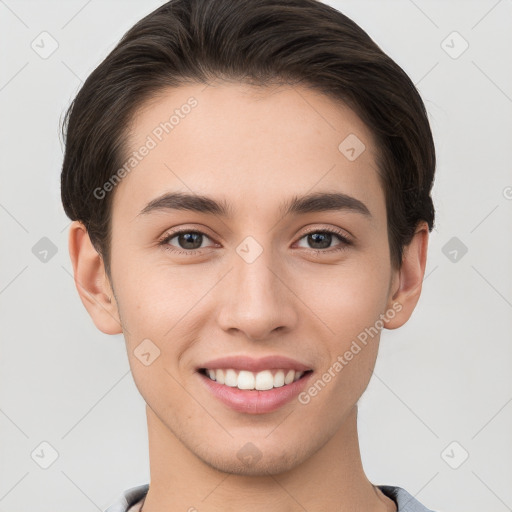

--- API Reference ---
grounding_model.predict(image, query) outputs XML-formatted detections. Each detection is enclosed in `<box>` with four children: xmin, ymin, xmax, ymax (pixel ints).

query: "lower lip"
<box><xmin>198</xmin><ymin>371</ymin><xmax>313</xmax><ymax>414</ymax></box>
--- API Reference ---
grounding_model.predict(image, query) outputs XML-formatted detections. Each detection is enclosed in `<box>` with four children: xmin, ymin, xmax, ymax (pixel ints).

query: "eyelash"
<box><xmin>157</xmin><ymin>227</ymin><xmax>353</xmax><ymax>257</ymax></box>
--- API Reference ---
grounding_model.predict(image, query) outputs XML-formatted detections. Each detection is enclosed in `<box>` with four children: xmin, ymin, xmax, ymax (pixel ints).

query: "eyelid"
<box><xmin>157</xmin><ymin>227</ymin><xmax>218</xmax><ymax>249</ymax></box>
<box><xmin>299</xmin><ymin>224</ymin><xmax>353</xmax><ymax>242</ymax></box>
<box><xmin>157</xmin><ymin>224</ymin><xmax>354</xmax><ymax>254</ymax></box>
<box><xmin>157</xmin><ymin>224</ymin><xmax>218</xmax><ymax>242</ymax></box>
<box><xmin>158</xmin><ymin>223</ymin><xmax>352</xmax><ymax>241</ymax></box>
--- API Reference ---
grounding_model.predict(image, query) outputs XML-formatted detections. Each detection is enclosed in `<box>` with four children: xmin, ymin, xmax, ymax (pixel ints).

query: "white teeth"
<box><xmin>255</xmin><ymin>370</ymin><xmax>274</xmax><ymax>390</ymax></box>
<box><xmin>237</xmin><ymin>370</ymin><xmax>255</xmax><ymax>390</ymax></box>
<box><xmin>224</xmin><ymin>369</ymin><xmax>238</xmax><ymax>387</ymax></box>
<box><xmin>273</xmin><ymin>370</ymin><xmax>285</xmax><ymax>387</ymax></box>
<box><xmin>284</xmin><ymin>369</ymin><xmax>295</xmax><ymax>385</ymax></box>
<box><xmin>203</xmin><ymin>368</ymin><xmax>309</xmax><ymax>390</ymax></box>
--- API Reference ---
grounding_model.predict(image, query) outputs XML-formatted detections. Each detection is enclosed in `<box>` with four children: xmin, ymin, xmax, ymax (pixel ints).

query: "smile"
<box><xmin>199</xmin><ymin>368</ymin><xmax>313</xmax><ymax>391</ymax></box>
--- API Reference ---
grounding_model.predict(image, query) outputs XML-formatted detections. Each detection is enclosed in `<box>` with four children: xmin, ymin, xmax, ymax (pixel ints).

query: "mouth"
<box><xmin>195</xmin><ymin>354</ymin><xmax>314</xmax><ymax>413</ymax></box>
<box><xmin>198</xmin><ymin>367</ymin><xmax>314</xmax><ymax>391</ymax></box>
<box><xmin>197</xmin><ymin>366</ymin><xmax>315</xmax><ymax>414</ymax></box>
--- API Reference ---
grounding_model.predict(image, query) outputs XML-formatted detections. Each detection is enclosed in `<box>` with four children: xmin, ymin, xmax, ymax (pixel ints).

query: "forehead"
<box><xmin>112</xmin><ymin>81</ymin><xmax>385</xmax><ymax>227</ymax></box>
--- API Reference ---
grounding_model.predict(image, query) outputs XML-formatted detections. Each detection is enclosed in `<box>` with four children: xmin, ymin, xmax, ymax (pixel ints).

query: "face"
<box><xmin>107</xmin><ymin>81</ymin><xmax>400</xmax><ymax>475</ymax></box>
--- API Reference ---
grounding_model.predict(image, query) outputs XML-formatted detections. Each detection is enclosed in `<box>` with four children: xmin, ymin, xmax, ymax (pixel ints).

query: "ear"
<box><xmin>384</xmin><ymin>221</ymin><xmax>429</xmax><ymax>329</ymax></box>
<box><xmin>68</xmin><ymin>220</ymin><xmax>123</xmax><ymax>335</ymax></box>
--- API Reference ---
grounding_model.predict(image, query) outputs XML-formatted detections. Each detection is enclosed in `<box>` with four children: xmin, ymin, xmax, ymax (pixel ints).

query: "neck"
<box><xmin>140</xmin><ymin>404</ymin><xmax>395</xmax><ymax>512</ymax></box>
<box><xmin>140</xmin><ymin>404</ymin><xmax>396</xmax><ymax>512</ymax></box>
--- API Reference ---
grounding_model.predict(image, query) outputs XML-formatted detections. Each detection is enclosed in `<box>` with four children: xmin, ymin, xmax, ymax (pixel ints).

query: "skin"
<box><xmin>69</xmin><ymin>81</ymin><xmax>428</xmax><ymax>512</ymax></box>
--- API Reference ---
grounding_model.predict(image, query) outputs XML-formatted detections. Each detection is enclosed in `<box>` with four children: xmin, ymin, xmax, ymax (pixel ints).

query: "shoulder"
<box><xmin>104</xmin><ymin>483</ymin><xmax>438</xmax><ymax>512</ymax></box>
<box><xmin>377</xmin><ymin>485</ymin><xmax>438</xmax><ymax>512</ymax></box>
<box><xmin>104</xmin><ymin>483</ymin><xmax>149</xmax><ymax>512</ymax></box>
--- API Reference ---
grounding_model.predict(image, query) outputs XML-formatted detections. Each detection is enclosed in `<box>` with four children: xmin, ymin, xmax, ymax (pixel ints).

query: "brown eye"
<box><xmin>159</xmin><ymin>230</ymin><xmax>215</xmax><ymax>255</ymax></box>
<box><xmin>296</xmin><ymin>228</ymin><xmax>352</xmax><ymax>253</ymax></box>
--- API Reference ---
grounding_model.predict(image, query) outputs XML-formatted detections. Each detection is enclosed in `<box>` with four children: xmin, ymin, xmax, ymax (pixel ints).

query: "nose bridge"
<box><xmin>234</xmin><ymin>235</ymin><xmax>282</xmax><ymax>311</ymax></box>
<box><xmin>217</xmin><ymin>234</ymin><xmax>297</xmax><ymax>339</ymax></box>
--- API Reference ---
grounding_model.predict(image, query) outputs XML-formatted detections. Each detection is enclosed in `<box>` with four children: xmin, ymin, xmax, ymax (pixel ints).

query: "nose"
<box><xmin>216</xmin><ymin>244</ymin><xmax>299</xmax><ymax>342</ymax></box>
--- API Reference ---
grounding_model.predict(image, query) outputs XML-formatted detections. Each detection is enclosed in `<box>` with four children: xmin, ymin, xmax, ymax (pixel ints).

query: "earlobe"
<box><xmin>68</xmin><ymin>220</ymin><xmax>123</xmax><ymax>335</ymax></box>
<box><xmin>384</xmin><ymin>221</ymin><xmax>429</xmax><ymax>330</ymax></box>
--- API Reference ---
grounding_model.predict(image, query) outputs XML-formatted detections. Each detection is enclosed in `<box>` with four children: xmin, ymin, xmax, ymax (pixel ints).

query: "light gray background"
<box><xmin>1</xmin><ymin>1</ymin><xmax>511</xmax><ymax>511</ymax></box>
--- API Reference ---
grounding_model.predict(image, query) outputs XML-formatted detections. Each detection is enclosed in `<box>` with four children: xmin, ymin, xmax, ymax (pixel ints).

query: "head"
<box><xmin>62</xmin><ymin>0</ymin><xmax>435</xmax><ymax>476</ymax></box>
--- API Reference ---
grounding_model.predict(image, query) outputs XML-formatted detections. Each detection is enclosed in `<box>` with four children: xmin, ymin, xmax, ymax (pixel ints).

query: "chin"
<box><xmin>197</xmin><ymin>443</ymin><xmax>307</xmax><ymax>477</ymax></box>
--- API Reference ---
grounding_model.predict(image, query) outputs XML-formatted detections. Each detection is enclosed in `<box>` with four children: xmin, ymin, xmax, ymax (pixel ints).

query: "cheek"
<box><xmin>115</xmin><ymin>245</ymin><xmax>390</xmax><ymax>346</ymax></box>
<box><xmin>113</xmin><ymin>264</ymin><xmax>212</xmax><ymax>363</ymax></box>
<box><xmin>115</xmin><ymin>269</ymin><xmax>201</xmax><ymax>411</ymax></box>
<box><xmin>294</xmin><ymin>255</ymin><xmax>390</xmax><ymax>335</ymax></box>
<box><xmin>296</xmin><ymin>270</ymin><xmax>387</xmax><ymax>415</ymax></box>
<box><xmin>294</xmin><ymin>256</ymin><xmax>390</xmax><ymax>397</ymax></box>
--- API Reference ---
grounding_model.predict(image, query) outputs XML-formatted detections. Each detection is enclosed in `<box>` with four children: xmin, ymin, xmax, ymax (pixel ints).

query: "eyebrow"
<box><xmin>137</xmin><ymin>191</ymin><xmax>372</xmax><ymax>219</ymax></box>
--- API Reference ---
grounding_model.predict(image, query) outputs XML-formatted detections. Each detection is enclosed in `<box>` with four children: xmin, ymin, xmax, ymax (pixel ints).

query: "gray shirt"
<box><xmin>104</xmin><ymin>483</ymin><xmax>437</xmax><ymax>511</ymax></box>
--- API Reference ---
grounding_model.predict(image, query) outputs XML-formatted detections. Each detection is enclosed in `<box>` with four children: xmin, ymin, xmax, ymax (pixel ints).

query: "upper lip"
<box><xmin>197</xmin><ymin>355</ymin><xmax>313</xmax><ymax>373</ymax></box>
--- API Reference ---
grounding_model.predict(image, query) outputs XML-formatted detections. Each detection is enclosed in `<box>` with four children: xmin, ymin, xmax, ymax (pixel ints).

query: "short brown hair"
<box><xmin>60</xmin><ymin>0</ymin><xmax>436</xmax><ymax>279</ymax></box>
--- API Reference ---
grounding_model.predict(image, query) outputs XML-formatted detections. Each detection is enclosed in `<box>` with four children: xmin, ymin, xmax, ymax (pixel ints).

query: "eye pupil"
<box><xmin>164</xmin><ymin>229</ymin><xmax>346</xmax><ymax>255</ymax></box>
<box><xmin>309</xmin><ymin>232</ymin><xmax>331</xmax><ymax>249</ymax></box>
<box><xmin>179</xmin><ymin>232</ymin><xmax>202</xmax><ymax>249</ymax></box>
